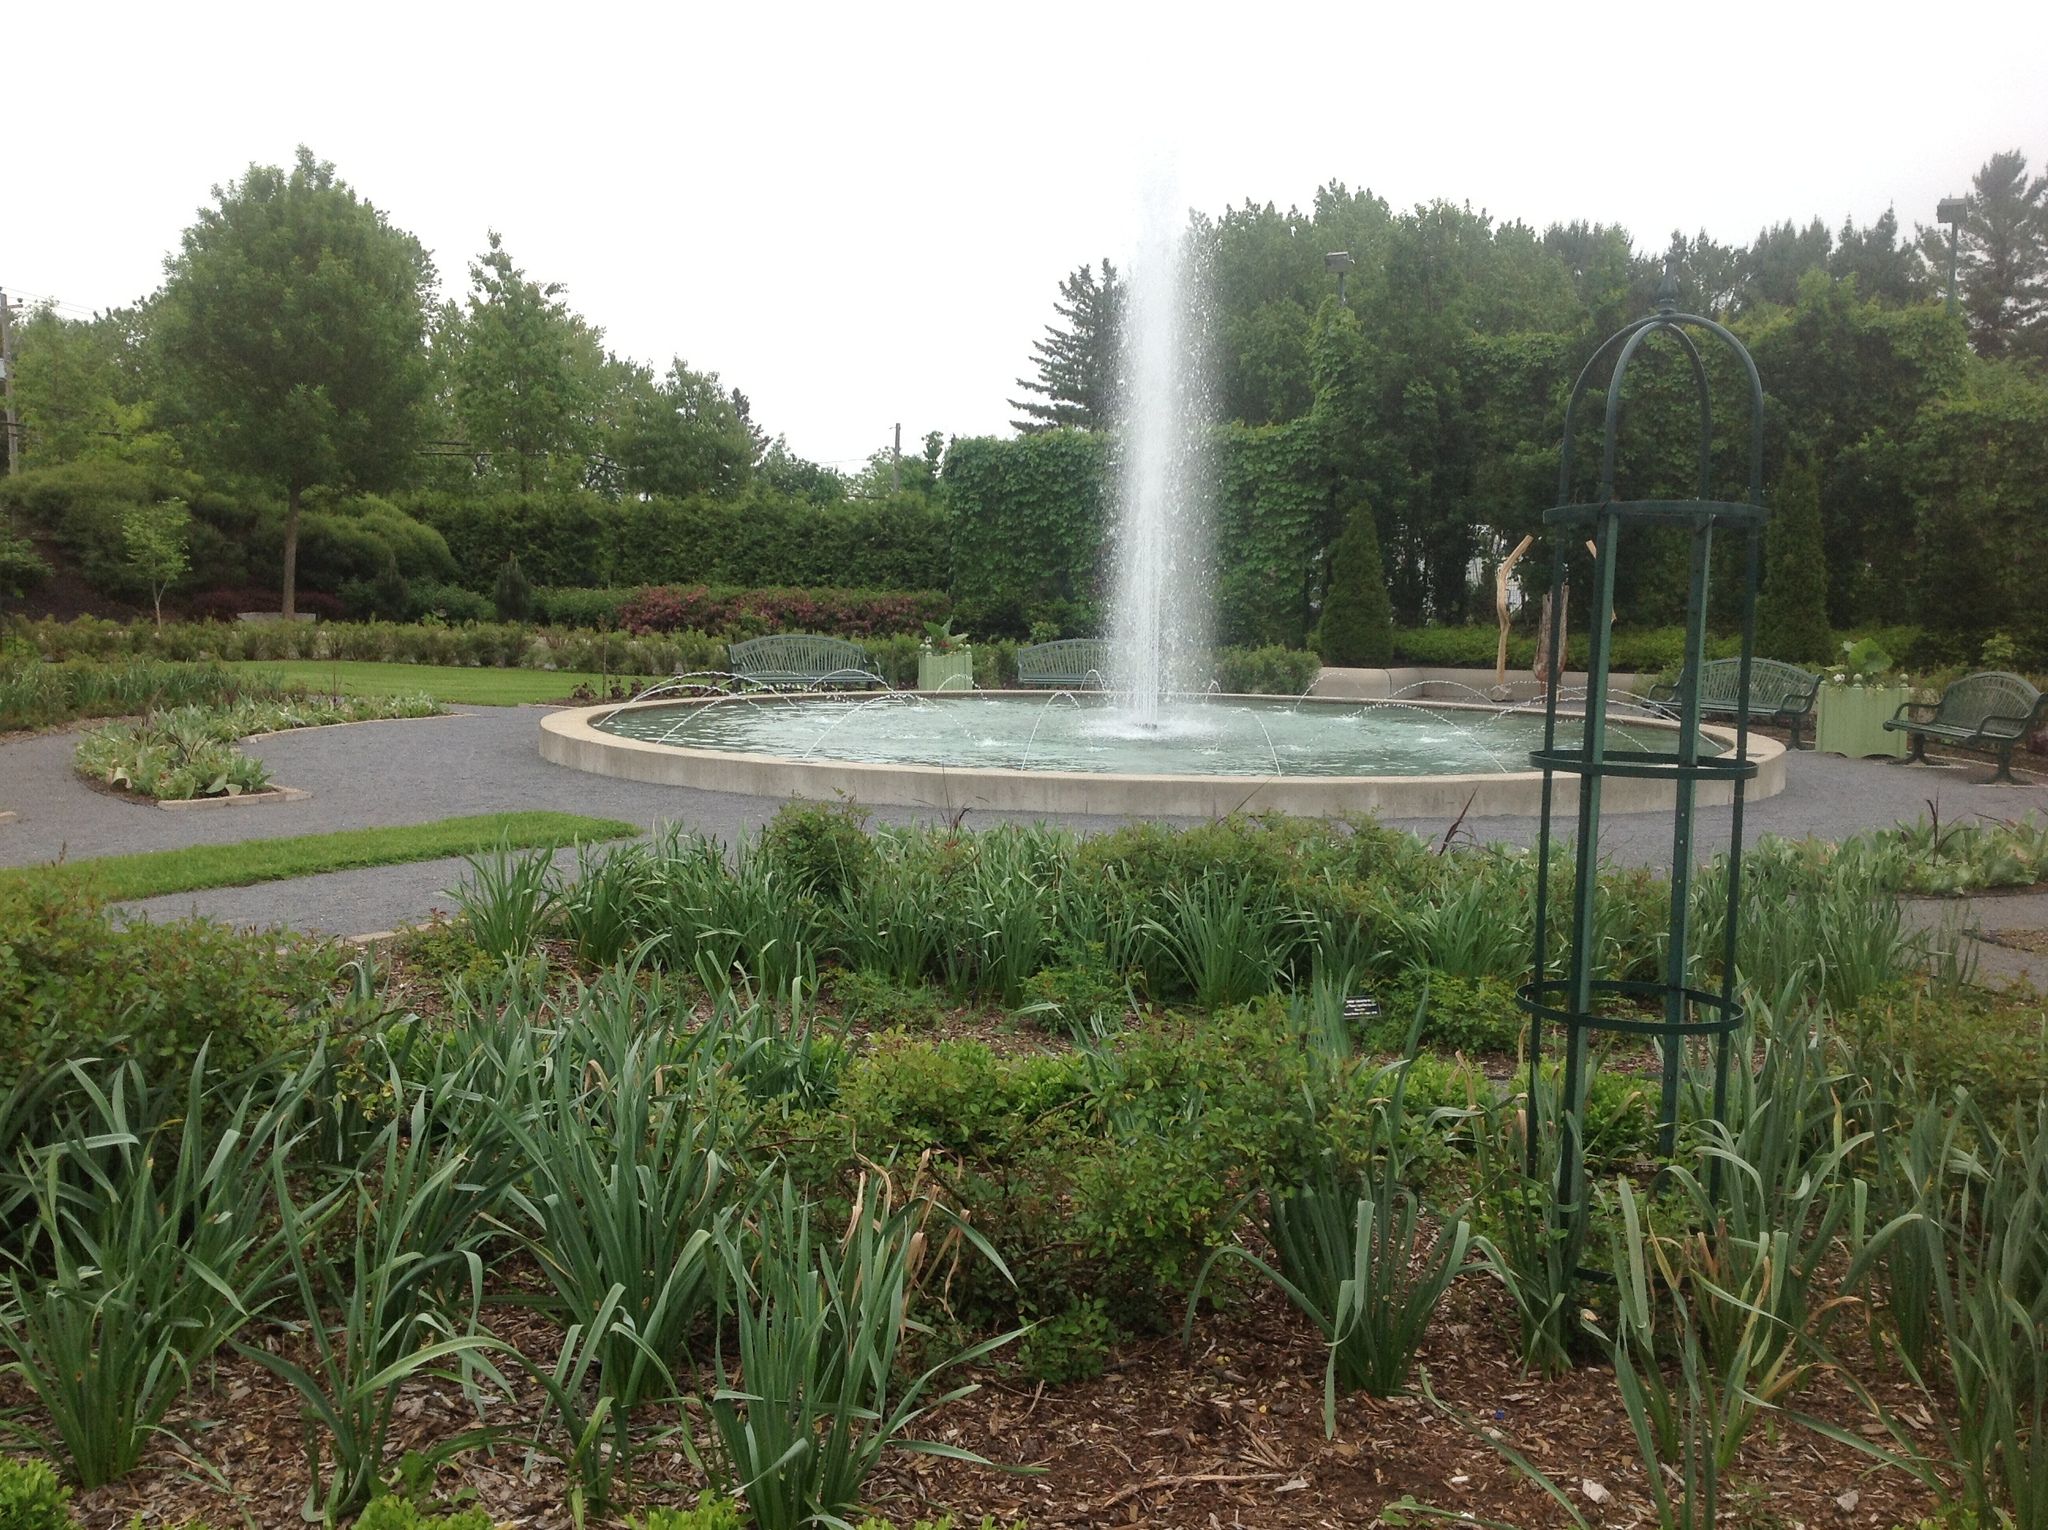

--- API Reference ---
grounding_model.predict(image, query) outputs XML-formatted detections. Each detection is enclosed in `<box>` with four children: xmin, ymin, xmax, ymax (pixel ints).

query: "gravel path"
<box><xmin>2</xmin><ymin>704</ymin><xmax>2042</xmax><ymax>937</ymax></box>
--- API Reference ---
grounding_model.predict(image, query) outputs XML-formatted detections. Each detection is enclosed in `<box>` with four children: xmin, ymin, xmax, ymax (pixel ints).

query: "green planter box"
<box><xmin>1815</xmin><ymin>683</ymin><xmax>1908</xmax><ymax>759</ymax></box>
<box><xmin>917</xmin><ymin>647</ymin><xmax>974</xmax><ymax>692</ymax></box>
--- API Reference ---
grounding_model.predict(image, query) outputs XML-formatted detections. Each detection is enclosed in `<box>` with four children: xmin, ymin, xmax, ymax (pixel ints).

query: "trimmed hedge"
<box><xmin>560</xmin><ymin>584</ymin><xmax>949</xmax><ymax>638</ymax></box>
<box><xmin>1387</xmin><ymin>623</ymin><xmax>1933</xmax><ymax>676</ymax></box>
<box><xmin>402</xmin><ymin>489</ymin><xmax>950</xmax><ymax>594</ymax></box>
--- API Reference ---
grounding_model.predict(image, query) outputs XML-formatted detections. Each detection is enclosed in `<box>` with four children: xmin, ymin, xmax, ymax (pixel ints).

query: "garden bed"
<box><xmin>3</xmin><ymin>811</ymin><xmax>2042</xmax><ymax>1530</ymax></box>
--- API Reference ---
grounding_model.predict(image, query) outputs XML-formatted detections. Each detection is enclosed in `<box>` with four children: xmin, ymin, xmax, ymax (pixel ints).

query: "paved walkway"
<box><xmin>2</xmin><ymin>705</ymin><xmax>2043</xmax><ymax>938</ymax></box>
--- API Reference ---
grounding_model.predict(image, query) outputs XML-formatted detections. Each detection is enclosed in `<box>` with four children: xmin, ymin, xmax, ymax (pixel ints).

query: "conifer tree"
<box><xmin>1009</xmin><ymin>261</ymin><xmax>1123</xmax><ymax>431</ymax></box>
<box><xmin>1317</xmin><ymin>502</ymin><xmax>1395</xmax><ymax>666</ymax></box>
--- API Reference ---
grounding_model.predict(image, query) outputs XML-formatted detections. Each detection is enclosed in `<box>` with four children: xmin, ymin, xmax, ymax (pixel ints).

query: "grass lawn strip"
<box><xmin>2</xmin><ymin>811</ymin><xmax>641</xmax><ymax>902</ymax></box>
<box><xmin>231</xmin><ymin>660</ymin><xmax>628</xmax><ymax>706</ymax></box>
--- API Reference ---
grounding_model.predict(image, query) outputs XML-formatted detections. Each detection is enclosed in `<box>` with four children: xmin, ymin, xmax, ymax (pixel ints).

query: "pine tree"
<box><xmin>1316</xmin><ymin>503</ymin><xmax>1394</xmax><ymax>666</ymax></box>
<box><xmin>1755</xmin><ymin>459</ymin><xmax>1832</xmax><ymax>663</ymax></box>
<box><xmin>1009</xmin><ymin>261</ymin><xmax>1123</xmax><ymax>432</ymax></box>
<box><xmin>1922</xmin><ymin>151</ymin><xmax>2048</xmax><ymax>359</ymax></box>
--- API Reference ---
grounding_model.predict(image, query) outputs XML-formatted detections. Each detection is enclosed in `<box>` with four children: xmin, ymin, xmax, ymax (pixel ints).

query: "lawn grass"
<box><xmin>233</xmin><ymin>660</ymin><xmax>638</xmax><ymax>706</ymax></box>
<box><xmin>1</xmin><ymin>811</ymin><xmax>641</xmax><ymax>902</ymax></box>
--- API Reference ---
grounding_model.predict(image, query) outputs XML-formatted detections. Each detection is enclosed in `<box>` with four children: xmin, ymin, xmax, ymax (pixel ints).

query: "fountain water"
<box><xmin>1107</xmin><ymin>171</ymin><xmax>1211</xmax><ymax>725</ymax></box>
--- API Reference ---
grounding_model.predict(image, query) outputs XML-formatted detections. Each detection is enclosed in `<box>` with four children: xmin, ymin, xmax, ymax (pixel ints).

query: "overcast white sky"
<box><xmin>7</xmin><ymin>1</ymin><xmax>2045</xmax><ymax>470</ymax></box>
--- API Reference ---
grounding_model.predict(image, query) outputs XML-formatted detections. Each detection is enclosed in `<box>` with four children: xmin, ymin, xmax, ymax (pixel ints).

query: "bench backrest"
<box><xmin>1016</xmin><ymin>638</ymin><xmax>1112</xmax><ymax>684</ymax></box>
<box><xmin>1695</xmin><ymin>657</ymin><xmax>1819</xmax><ymax>713</ymax></box>
<box><xmin>726</xmin><ymin>634</ymin><xmax>879</xmax><ymax>681</ymax></box>
<box><xmin>1930</xmin><ymin>671</ymin><xmax>2045</xmax><ymax>738</ymax></box>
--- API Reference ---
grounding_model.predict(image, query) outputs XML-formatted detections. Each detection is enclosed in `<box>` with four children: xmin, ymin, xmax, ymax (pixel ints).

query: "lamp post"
<box><xmin>1324</xmin><ymin>250</ymin><xmax>1356</xmax><ymax>308</ymax></box>
<box><xmin>1936</xmin><ymin>196</ymin><xmax>1967</xmax><ymax>319</ymax></box>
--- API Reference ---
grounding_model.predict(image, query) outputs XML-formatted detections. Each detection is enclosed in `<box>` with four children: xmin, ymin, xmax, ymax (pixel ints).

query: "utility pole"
<box><xmin>890</xmin><ymin>422</ymin><xmax>901</xmax><ymax>494</ymax></box>
<box><xmin>0</xmin><ymin>290</ymin><xmax>19</xmax><ymax>475</ymax></box>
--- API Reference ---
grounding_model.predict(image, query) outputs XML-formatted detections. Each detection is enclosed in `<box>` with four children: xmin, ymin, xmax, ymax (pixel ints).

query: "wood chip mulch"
<box><xmin>41</xmin><ymin>1276</ymin><xmax>1946</xmax><ymax>1530</ymax></box>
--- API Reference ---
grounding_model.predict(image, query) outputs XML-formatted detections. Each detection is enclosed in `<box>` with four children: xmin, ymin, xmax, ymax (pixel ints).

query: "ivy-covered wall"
<box><xmin>943</xmin><ymin>425</ymin><xmax>1330</xmax><ymax>643</ymax></box>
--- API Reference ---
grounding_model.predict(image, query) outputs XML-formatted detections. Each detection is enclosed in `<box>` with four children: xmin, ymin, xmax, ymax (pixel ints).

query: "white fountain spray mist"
<box><xmin>1109</xmin><ymin>170</ymin><xmax>1213</xmax><ymax>727</ymax></box>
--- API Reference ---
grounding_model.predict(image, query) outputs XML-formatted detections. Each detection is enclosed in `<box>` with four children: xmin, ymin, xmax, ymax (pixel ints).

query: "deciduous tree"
<box><xmin>153</xmin><ymin>148</ymin><xmax>436</xmax><ymax>615</ymax></box>
<box><xmin>122</xmin><ymin>496</ymin><xmax>190</xmax><ymax>630</ymax></box>
<box><xmin>447</xmin><ymin>232</ymin><xmax>605</xmax><ymax>493</ymax></box>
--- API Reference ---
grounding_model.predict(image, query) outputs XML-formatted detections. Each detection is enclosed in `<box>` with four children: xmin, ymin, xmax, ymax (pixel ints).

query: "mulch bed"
<box><xmin>46</xmin><ymin>1277</ymin><xmax>1943</xmax><ymax>1530</ymax></box>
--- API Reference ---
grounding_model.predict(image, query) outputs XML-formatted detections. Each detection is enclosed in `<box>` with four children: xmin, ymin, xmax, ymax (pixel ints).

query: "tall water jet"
<box><xmin>1108</xmin><ymin>174</ymin><xmax>1212</xmax><ymax>725</ymax></box>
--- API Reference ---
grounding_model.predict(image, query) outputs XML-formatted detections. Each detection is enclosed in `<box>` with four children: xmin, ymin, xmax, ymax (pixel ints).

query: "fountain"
<box><xmin>1106</xmin><ymin>170</ymin><xmax>1210</xmax><ymax>723</ymax></box>
<box><xmin>538</xmin><ymin>191</ymin><xmax>1789</xmax><ymax>819</ymax></box>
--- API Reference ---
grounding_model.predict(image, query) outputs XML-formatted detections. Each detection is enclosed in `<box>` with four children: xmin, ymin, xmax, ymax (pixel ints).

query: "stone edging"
<box><xmin>155</xmin><ymin>785</ymin><xmax>311</xmax><ymax>814</ymax></box>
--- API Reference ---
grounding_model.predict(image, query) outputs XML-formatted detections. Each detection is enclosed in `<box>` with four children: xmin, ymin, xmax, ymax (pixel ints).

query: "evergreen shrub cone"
<box><xmin>1317</xmin><ymin>504</ymin><xmax>1395</xmax><ymax>666</ymax></box>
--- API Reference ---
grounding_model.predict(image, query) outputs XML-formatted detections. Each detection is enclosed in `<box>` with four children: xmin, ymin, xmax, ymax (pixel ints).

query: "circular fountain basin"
<box><xmin>540</xmin><ymin>692</ymin><xmax>1785</xmax><ymax>818</ymax></box>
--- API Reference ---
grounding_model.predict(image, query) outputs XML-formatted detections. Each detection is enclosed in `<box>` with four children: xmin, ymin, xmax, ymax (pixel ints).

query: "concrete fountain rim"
<box><xmin>537</xmin><ymin>690</ymin><xmax>1786</xmax><ymax>819</ymax></box>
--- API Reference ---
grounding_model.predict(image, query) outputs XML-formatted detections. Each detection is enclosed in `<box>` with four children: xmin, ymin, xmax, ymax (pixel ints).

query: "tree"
<box><xmin>1754</xmin><ymin>459</ymin><xmax>1831</xmax><ymax>663</ymax></box>
<box><xmin>759</xmin><ymin>437</ymin><xmax>848</xmax><ymax>505</ymax></box>
<box><xmin>1944</xmin><ymin>150</ymin><xmax>2048</xmax><ymax>359</ymax></box>
<box><xmin>153</xmin><ymin>147</ymin><xmax>436</xmax><ymax>616</ymax></box>
<box><xmin>8</xmin><ymin>302</ymin><xmax>167</xmax><ymax>467</ymax></box>
<box><xmin>1316</xmin><ymin>501</ymin><xmax>1394</xmax><ymax>665</ymax></box>
<box><xmin>615</xmin><ymin>359</ymin><xmax>757</xmax><ymax>499</ymax></box>
<box><xmin>1010</xmin><ymin>260</ymin><xmax>1123</xmax><ymax>431</ymax></box>
<box><xmin>1828</xmin><ymin>209</ymin><xmax>1927</xmax><ymax>307</ymax></box>
<box><xmin>448</xmin><ymin>232</ymin><xmax>605</xmax><ymax>493</ymax></box>
<box><xmin>122</xmin><ymin>497</ymin><xmax>191</xmax><ymax>630</ymax></box>
<box><xmin>1735</xmin><ymin>218</ymin><xmax>1832</xmax><ymax>312</ymax></box>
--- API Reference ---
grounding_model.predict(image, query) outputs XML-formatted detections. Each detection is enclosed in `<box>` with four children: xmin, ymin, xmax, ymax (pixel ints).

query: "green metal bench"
<box><xmin>1646</xmin><ymin>657</ymin><xmax>1821</xmax><ymax>748</ymax></box>
<box><xmin>725</xmin><ymin>635</ymin><xmax>884</xmax><ymax>691</ymax></box>
<box><xmin>1885</xmin><ymin>670</ymin><xmax>2047</xmax><ymax>784</ymax></box>
<box><xmin>1015</xmin><ymin>638</ymin><xmax>1112</xmax><ymax>689</ymax></box>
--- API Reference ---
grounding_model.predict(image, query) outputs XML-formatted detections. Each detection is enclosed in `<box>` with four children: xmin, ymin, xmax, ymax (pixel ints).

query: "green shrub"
<box><xmin>0</xmin><ymin>1458</ymin><xmax>73</xmax><ymax>1530</ymax></box>
<box><xmin>761</xmin><ymin>799</ymin><xmax>878</xmax><ymax>902</ymax></box>
<box><xmin>0</xmin><ymin>881</ymin><xmax>332</xmax><ymax>1095</ymax></box>
<box><xmin>841</xmin><ymin>1039</ymin><xmax>1080</xmax><ymax>1153</ymax></box>
<box><xmin>350</xmin><ymin>1494</ymin><xmax>495</xmax><ymax>1529</ymax></box>
<box><xmin>1377</xmin><ymin>973</ymin><xmax>1522</xmax><ymax>1055</ymax></box>
<box><xmin>830</xmin><ymin>970</ymin><xmax>947</xmax><ymax>1029</ymax></box>
<box><xmin>1016</xmin><ymin>1293</ymin><xmax>1113</xmax><ymax>1383</ymax></box>
<box><xmin>1213</xmin><ymin>644</ymin><xmax>1320</xmax><ymax>695</ymax></box>
<box><xmin>1019</xmin><ymin>949</ymin><xmax>1128</xmax><ymax>1033</ymax></box>
<box><xmin>0</xmin><ymin>527</ymin><xmax>51</xmax><ymax>599</ymax></box>
<box><xmin>632</xmin><ymin>1496</ymin><xmax>743</xmax><ymax>1530</ymax></box>
<box><xmin>1840</xmin><ymin>985</ymin><xmax>2048</xmax><ymax>1113</ymax></box>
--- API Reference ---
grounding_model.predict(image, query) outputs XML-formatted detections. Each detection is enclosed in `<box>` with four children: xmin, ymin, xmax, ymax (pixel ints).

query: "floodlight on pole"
<box><xmin>1324</xmin><ymin>250</ymin><xmax>1356</xmax><ymax>308</ymax></box>
<box><xmin>1937</xmin><ymin>196</ymin><xmax>1967</xmax><ymax>319</ymax></box>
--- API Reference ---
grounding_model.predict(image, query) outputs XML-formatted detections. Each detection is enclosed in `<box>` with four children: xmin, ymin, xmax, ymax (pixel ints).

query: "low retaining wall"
<box><xmin>538</xmin><ymin>693</ymin><xmax>1785</xmax><ymax>820</ymax></box>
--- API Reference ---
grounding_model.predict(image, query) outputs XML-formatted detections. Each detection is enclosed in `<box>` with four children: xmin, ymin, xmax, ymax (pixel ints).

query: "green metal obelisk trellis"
<box><xmin>1520</xmin><ymin>273</ymin><xmax>1768</xmax><ymax>1254</ymax></box>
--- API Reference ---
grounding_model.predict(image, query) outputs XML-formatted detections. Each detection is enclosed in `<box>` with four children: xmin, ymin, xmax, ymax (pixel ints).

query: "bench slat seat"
<box><xmin>1647</xmin><ymin>658</ymin><xmax>1820</xmax><ymax>748</ymax></box>
<box><xmin>726</xmin><ymin>635</ymin><xmax>884</xmax><ymax>691</ymax></box>
<box><xmin>1015</xmin><ymin>638</ymin><xmax>1112</xmax><ymax>689</ymax></box>
<box><xmin>1884</xmin><ymin>670</ymin><xmax>2046</xmax><ymax>784</ymax></box>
